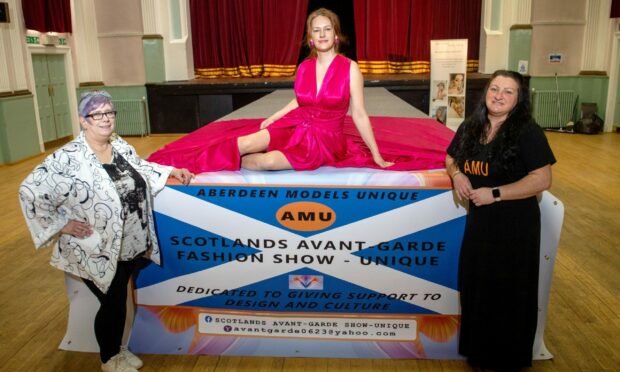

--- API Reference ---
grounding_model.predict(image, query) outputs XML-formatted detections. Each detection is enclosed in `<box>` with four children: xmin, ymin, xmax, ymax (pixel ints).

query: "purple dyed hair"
<box><xmin>78</xmin><ymin>90</ymin><xmax>113</xmax><ymax>117</ymax></box>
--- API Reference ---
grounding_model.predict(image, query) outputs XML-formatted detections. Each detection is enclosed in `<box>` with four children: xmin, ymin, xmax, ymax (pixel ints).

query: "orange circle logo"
<box><xmin>276</xmin><ymin>202</ymin><xmax>336</xmax><ymax>231</ymax></box>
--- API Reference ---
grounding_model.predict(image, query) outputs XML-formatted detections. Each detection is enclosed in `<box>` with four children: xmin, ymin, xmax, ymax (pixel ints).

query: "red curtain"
<box><xmin>191</xmin><ymin>0</ymin><xmax>309</xmax><ymax>79</ymax></box>
<box><xmin>612</xmin><ymin>0</ymin><xmax>620</xmax><ymax>18</ymax></box>
<box><xmin>354</xmin><ymin>0</ymin><xmax>480</xmax><ymax>74</ymax></box>
<box><xmin>22</xmin><ymin>0</ymin><xmax>72</xmax><ymax>33</ymax></box>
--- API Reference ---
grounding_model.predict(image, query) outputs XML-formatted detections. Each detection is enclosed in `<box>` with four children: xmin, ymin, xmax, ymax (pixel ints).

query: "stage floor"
<box><xmin>218</xmin><ymin>88</ymin><xmax>429</xmax><ymax>122</ymax></box>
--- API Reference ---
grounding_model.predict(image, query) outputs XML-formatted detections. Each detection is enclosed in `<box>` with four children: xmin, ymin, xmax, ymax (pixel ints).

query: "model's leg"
<box><xmin>237</xmin><ymin>129</ymin><xmax>270</xmax><ymax>156</ymax></box>
<box><xmin>242</xmin><ymin>151</ymin><xmax>293</xmax><ymax>170</ymax></box>
<box><xmin>238</xmin><ymin>129</ymin><xmax>293</xmax><ymax>170</ymax></box>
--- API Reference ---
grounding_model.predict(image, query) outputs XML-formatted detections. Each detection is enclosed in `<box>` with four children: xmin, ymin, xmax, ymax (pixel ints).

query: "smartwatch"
<box><xmin>492</xmin><ymin>187</ymin><xmax>501</xmax><ymax>202</ymax></box>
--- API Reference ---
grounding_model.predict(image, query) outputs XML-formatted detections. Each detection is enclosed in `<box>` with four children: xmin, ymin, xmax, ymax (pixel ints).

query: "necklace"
<box><xmin>483</xmin><ymin>118</ymin><xmax>505</xmax><ymax>144</ymax></box>
<box><xmin>85</xmin><ymin>134</ymin><xmax>110</xmax><ymax>151</ymax></box>
<box><xmin>85</xmin><ymin>137</ymin><xmax>113</xmax><ymax>163</ymax></box>
<box><xmin>484</xmin><ymin>128</ymin><xmax>497</xmax><ymax>144</ymax></box>
<box><xmin>90</xmin><ymin>142</ymin><xmax>110</xmax><ymax>154</ymax></box>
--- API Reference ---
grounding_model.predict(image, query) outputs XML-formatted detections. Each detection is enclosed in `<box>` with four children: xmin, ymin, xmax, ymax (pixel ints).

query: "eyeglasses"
<box><xmin>86</xmin><ymin>111</ymin><xmax>117</xmax><ymax>120</ymax></box>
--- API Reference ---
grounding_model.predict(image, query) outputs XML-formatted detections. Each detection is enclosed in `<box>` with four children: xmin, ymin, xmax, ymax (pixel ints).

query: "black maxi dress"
<box><xmin>447</xmin><ymin>122</ymin><xmax>556</xmax><ymax>370</ymax></box>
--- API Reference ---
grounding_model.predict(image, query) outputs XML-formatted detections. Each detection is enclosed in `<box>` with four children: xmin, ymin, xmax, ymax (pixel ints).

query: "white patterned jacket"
<box><xmin>19</xmin><ymin>132</ymin><xmax>172</xmax><ymax>293</ymax></box>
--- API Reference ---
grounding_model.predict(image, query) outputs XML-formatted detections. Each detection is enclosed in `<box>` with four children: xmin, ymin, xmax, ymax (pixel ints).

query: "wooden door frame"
<box><xmin>604</xmin><ymin>25</ymin><xmax>620</xmax><ymax>132</ymax></box>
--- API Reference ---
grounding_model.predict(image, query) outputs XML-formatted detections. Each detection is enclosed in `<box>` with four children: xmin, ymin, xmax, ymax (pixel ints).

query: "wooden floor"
<box><xmin>1</xmin><ymin>132</ymin><xmax>618</xmax><ymax>371</ymax></box>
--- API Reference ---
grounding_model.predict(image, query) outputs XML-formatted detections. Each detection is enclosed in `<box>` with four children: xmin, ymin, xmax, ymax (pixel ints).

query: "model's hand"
<box><xmin>260</xmin><ymin>118</ymin><xmax>274</xmax><ymax>129</ymax></box>
<box><xmin>171</xmin><ymin>168</ymin><xmax>194</xmax><ymax>185</ymax></box>
<box><xmin>62</xmin><ymin>220</ymin><xmax>93</xmax><ymax>238</ymax></box>
<box><xmin>373</xmin><ymin>154</ymin><xmax>394</xmax><ymax>168</ymax></box>
<box><xmin>451</xmin><ymin>173</ymin><xmax>473</xmax><ymax>201</ymax></box>
<box><xmin>468</xmin><ymin>187</ymin><xmax>495</xmax><ymax>207</ymax></box>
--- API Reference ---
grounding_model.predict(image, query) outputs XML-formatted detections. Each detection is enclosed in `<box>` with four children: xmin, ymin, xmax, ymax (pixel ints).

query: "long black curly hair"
<box><xmin>452</xmin><ymin>70</ymin><xmax>533</xmax><ymax>174</ymax></box>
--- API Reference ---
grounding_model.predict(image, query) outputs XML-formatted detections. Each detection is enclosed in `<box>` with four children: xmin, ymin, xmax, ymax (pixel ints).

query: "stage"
<box><xmin>146</xmin><ymin>73</ymin><xmax>495</xmax><ymax>133</ymax></box>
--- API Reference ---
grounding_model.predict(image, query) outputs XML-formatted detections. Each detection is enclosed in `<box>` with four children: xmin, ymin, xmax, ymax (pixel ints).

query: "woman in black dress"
<box><xmin>445</xmin><ymin>70</ymin><xmax>556</xmax><ymax>370</ymax></box>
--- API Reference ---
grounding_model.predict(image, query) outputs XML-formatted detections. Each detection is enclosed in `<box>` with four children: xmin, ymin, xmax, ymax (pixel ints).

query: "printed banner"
<box><xmin>131</xmin><ymin>169</ymin><xmax>464</xmax><ymax>359</ymax></box>
<box><xmin>60</xmin><ymin>168</ymin><xmax>563</xmax><ymax>360</ymax></box>
<box><xmin>430</xmin><ymin>39</ymin><xmax>468</xmax><ymax>130</ymax></box>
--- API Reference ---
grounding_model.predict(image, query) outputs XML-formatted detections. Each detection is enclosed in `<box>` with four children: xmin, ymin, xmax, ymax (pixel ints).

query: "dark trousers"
<box><xmin>83</xmin><ymin>260</ymin><xmax>136</xmax><ymax>363</ymax></box>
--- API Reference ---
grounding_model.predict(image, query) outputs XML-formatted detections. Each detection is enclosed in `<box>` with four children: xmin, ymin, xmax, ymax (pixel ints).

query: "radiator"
<box><xmin>112</xmin><ymin>98</ymin><xmax>149</xmax><ymax>136</ymax></box>
<box><xmin>532</xmin><ymin>90</ymin><xmax>578</xmax><ymax>129</ymax></box>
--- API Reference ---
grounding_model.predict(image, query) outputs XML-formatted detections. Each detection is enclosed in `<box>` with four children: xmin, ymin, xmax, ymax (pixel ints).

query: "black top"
<box><xmin>447</xmin><ymin>121</ymin><xmax>556</xmax><ymax>189</ymax></box>
<box><xmin>102</xmin><ymin>150</ymin><xmax>151</xmax><ymax>260</ymax></box>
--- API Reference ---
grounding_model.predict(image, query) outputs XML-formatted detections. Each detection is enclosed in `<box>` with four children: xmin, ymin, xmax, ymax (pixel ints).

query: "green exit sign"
<box><xmin>26</xmin><ymin>35</ymin><xmax>39</xmax><ymax>44</ymax></box>
<box><xmin>59</xmin><ymin>38</ymin><xmax>66</xmax><ymax>45</ymax></box>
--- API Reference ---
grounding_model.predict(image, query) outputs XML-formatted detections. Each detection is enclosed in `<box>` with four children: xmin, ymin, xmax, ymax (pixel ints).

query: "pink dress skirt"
<box><xmin>148</xmin><ymin>55</ymin><xmax>454</xmax><ymax>172</ymax></box>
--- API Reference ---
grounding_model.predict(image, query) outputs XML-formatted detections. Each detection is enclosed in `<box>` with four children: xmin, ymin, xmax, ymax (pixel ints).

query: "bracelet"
<box><xmin>451</xmin><ymin>170</ymin><xmax>462</xmax><ymax>178</ymax></box>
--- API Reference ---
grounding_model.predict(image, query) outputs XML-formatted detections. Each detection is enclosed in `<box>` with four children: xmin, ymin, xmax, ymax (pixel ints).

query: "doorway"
<box><xmin>32</xmin><ymin>54</ymin><xmax>72</xmax><ymax>144</ymax></box>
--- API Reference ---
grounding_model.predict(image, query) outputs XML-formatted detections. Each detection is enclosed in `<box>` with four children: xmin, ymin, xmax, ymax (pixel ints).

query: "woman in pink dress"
<box><xmin>237</xmin><ymin>8</ymin><xmax>392</xmax><ymax>171</ymax></box>
<box><xmin>149</xmin><ymin>8</ymin><xmax>453</xmax><ymax>173</ymax></box>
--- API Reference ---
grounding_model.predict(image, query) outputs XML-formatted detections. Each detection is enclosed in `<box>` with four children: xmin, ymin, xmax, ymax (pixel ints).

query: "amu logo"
<box><xmin>463</xmin><ymin>160</ymin><xmax>489</xmax><ymax>176</ymax></box>
<box><xmin>276</xmin><ymin>202</ymin><xmax>336</xmax><ymax>231</ymax></box>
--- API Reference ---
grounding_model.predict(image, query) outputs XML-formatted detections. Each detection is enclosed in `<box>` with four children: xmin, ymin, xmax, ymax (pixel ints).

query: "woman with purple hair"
<box><xmin>19</xmin><ymin>90</ymin><xmax>193</xmax><ymax>371</ymax></box>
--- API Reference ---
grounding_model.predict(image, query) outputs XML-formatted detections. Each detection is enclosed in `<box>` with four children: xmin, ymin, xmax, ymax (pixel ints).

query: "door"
<box><xmin>32</xmin><ymin>54</ymin><xmax>71</xmax><ymax>143</ymax></box>
<box><xmin>32</xmin><ymin>55</ymin><xmax>55</xmax><ymax>142</ymax></box>
<box><xmin>47</xmin><ymin>55</ymin><xmax>72</xmax><ymax>138</ymax></box>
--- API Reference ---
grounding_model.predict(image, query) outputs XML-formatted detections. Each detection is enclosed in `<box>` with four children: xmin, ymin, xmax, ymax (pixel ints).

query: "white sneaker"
<box><xmin>101</xmin><ymin>353</ymin><xmax>139</xmax><ymax>372</ymax></box>
<box><xmin>119</xmin><ymin>345</ymin><xmax>144</xmax><ymax>369</ymax></box>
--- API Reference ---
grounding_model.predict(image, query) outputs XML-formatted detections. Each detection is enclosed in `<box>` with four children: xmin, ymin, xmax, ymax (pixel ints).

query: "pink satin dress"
<box><xmin>265</xmin><ymin>54</ymin><xmax>350</xmax><ymax>170</ymax></box>
<box><xmin>148</xmin><ymin>55</ymin><xmax>454</xmax><ymax>172</ymax></box>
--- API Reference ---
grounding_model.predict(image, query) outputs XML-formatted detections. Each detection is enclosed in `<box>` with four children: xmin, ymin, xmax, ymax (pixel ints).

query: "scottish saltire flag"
<box><xmin>59</xmin><ymin>169</ymin><xmax>561</xmax><ymax>359</ymax></box>
<box><xmin>129</xmin><ymin>168</ymin><xmax>472</xmax><ymax>358</ymax></box>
